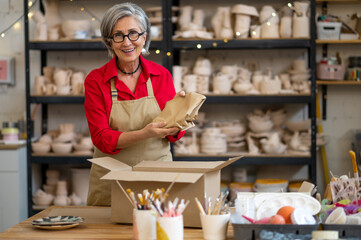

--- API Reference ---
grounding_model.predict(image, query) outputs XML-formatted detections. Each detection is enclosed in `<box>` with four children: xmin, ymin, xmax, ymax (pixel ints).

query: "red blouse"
<box><xmin>84</xmin><ymin>55</ymin><xmax>185</xmax><ymax>154</ymax></box>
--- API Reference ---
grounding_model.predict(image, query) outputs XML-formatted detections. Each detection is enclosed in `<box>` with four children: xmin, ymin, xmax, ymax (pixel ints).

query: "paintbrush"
<box><xmin>163</xmin><ymin>173</ymin><xmax>181</xmax><ymax>199</ymax></box>
<box><xmin>349</xmin><ymin>150</ymin><xmax>360</xmax><ymax>190</ymax></box>
<box><xmin>116</xmin><ymin>181</ymin><xmax>137</xmax><ymax>209</ymax></box>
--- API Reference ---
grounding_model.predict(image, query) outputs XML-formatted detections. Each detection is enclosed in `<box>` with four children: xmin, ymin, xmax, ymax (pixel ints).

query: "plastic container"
<box><xmin>322</xmin><ymin>224</ymin><xmax>361</xmax><ymax>238</ymax></box>
<box><xmin>1</xmin><ymin>128</ymin><xmax>19</xmax><ymax>141</ymax></box>
<box><xmin>317</xmin><ymin>22</ymin><xmax>342</xmax><ymax>40</ymax></box>
<box><xmin>232</xmin><ymin>222</ymin><xmax>319</xmax><ymax>240</ymax></box>
<box><xmin>229</xmin><ymin>182</ymin><xmax>253</xmax><ymax>201</ymax></box>
<box><xmin>317</xmin><ymin>63</ymin><xmax>345</xmax><ymax>80</ymax></box>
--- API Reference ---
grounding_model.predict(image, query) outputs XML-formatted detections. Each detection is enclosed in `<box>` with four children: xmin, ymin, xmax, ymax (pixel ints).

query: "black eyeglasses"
<box><xmin>108</xmin><ymin>31</ymin><xmax>145</xmax><ymax>43</ymax></box>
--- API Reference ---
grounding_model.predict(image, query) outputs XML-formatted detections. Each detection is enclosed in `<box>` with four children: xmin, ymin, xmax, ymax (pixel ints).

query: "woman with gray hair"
<box><xmin>84</xmin><ymin>2</ymin><xmax>185</xmax><ymax>206</ymax></box>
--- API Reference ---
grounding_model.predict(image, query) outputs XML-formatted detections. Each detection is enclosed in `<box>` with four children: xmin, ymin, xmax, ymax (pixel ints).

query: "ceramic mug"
<box><xmin>34</xmin><ymin>75</ymin><xmax>47</xmax><ymax>95</ymax></box>
<box><xmin>57</xmin><ymin>85</ymin><xmax>72</xmax><ymax>95</ymax></box>
<box><xmin>54</xmin><ymin>69</ymin><xmax>72</xmax><ymax>86</ymax></box>
<box><xmin>42</xmin><ymin>84</ymin><xmax>57</xmax><ymax>95</ymax></box>
<box><xmin>43</xmin><ymin>66</ymin><xmax>55</xmax><ymax>82</ymax></box>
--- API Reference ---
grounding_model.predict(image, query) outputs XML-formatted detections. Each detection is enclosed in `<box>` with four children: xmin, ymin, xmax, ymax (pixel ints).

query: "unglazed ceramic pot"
<box><xmin>213</xmin><ymin>73</ymin><xmax>232</xmax><ymax>94</ymax></box>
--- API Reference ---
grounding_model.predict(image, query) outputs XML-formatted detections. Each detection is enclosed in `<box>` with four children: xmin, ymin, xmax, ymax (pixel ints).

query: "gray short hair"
<box><xmin>100</xmin><ymin>2</ymin><xmax>151</xmax><ymax>57</ymax></box>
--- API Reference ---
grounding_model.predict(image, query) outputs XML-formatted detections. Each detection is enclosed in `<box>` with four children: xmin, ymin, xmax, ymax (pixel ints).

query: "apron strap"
<box><xmin>110</xmin><ymin>78</ymin><xmax>118</xmax><ymax>102</ymax></box>
<box><xmin>146</xmin><ymin>78</ymin><xmax>155</xmax><ymax>97</ymax></box>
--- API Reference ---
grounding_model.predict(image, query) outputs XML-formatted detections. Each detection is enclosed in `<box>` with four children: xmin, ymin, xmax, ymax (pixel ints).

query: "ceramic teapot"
<box><xmin>193</xmin><ymin>57</ymin><xmax>212</xmax><ymax>76</ymax></box>
<box><xmin>233</xmin><ymin>79</ymin><xmax>253</xmax><ymax>94</ymax></box>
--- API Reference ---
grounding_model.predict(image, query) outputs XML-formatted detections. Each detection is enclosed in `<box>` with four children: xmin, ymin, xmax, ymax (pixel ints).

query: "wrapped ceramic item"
<box><xmin>213</xmin><ymin>72</ymin><xmax>233</xmax><ymax>94</ymax></box>
<box><xmin>152</xmin><ymin>92</ymin><xmax>206</xmax><ymax>131</ymax></box>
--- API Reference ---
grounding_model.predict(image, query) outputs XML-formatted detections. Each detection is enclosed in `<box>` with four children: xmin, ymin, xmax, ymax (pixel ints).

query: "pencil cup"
<box><xmin>156</xmin><ymin>215</ymin><xmax>183</xmax><ymax>240</ymax></box>
<box><xmin>200</xmin><ymin>213</ymin><xmax>230</xmax><ymax>240</ymax></box>
<box><xmin>133</xmin><ymin>209</ymin><xmax>156</xmax><ymax>240</ymax></box>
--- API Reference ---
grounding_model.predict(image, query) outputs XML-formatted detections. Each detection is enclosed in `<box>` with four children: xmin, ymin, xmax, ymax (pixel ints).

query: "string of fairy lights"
<box><xmin>0</xmin><ymin>0</ymin><xmax>101</xmax><ymax>39</ymax></box>
<box><xmin>1</xmin><ymin>0</ymin><xmax>299</xmax><ymax>53</ymax></box>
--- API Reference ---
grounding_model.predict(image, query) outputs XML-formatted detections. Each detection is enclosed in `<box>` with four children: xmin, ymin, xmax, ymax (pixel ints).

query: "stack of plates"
<box><xmin>31</xmin><ymin>216</ymin><xmax>84</xmax><ymax>230</ymax></box>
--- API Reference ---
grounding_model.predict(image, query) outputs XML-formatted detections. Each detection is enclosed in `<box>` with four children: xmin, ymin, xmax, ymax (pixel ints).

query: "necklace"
<box><xmin>117</xmin><ymin>59</ymin><xmax>141</xmax><ymax>75</ymax></box>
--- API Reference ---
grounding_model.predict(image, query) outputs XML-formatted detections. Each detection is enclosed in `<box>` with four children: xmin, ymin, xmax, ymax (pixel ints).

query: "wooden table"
<box><xmin>0</xmin><ymin>206</ymin><xmax>234</xmax><ymax>239</ymax></box>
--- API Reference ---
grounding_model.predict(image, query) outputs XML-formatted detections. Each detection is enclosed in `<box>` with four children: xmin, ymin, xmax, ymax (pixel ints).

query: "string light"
<box><xmin>196</xmin><ymin>44</ymin><xmax>202</xmax><ymax>49</ymax></box>
<box><xmin>80</xmin><ymin>7</ymin><xmax>85</xmax><ymax>11</ymax></box>
<box><xmin>288</xmin><ymin>3</ymin><xmax>293</xmax><ymax>8</ymax></box>
<box><xmin>13</xmin><ymin>22</ymin><xmax>21</xmax><ymax>30</ymax></box>
<box><xmin>0</xmin><ymin>0</ymin><xmax>38</xmax><ymax>40</ymax></box>
<box><xmin>155</xmin><ymin>49</ymin><xmax>160</xmax><ymax>54</ymax></box>
<box><xmin>212</xmin><ymin>42</ymin><xmax>217</xmax><ymax>47</ymax></box>
<box><xmin>28</xmin><ymin>12</ymin><xmax>34</xmax><ymax>19</ymax></box>
<box><xmin>235</xmin><ymin>32</ymin><xmax>241</xmax><ymax>37</ymax></box>
<box><xmin>167</xmin><ymin>52</ymin><xmax>171</xmax><ymax>56</ymax></box>
<box><xmin>267</xmin><ymin>21</ymin><xmax>271</xmax><ymax>26</ymax></box>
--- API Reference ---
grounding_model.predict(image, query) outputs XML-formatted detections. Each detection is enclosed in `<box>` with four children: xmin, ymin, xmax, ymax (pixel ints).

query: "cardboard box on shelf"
<box><xmin>88</xmin><ymin>156</ymin><xmax>241</xmax><ymax>227</ymax></box>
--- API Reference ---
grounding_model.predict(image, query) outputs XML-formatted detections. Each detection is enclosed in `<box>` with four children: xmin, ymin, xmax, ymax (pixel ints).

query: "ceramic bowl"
<box><xmin>54</xmin><ymin>132</ymin><xmax>75</xmax><ymax>143</ymax></box>
<box><xmin>61</xmin><ymin>20</ymin><xmax>91</xmax><ymax>39</ymax></box>
<box><xmin>38</xmin><ymin>134</ymin><xmax>52</xmax><ymax>144</ymax></box>
<box><xmin>51</xmin><ymin>142</ymin><xmax>73</xmax><ymax>154</ymax></box>
<box><xmin>74</xmin><ymin>143</ymin><xmax>92</xmax><ymax>151</ymax></box>
<box><xmin>32</xmin><ymin>142</ymin><xmax>51</xmax><ymax>154</ymax></box>
<box><xmin>285</xmin><ymin>119</ymin><xmax>311</xmax><ymax>132</ymax></box>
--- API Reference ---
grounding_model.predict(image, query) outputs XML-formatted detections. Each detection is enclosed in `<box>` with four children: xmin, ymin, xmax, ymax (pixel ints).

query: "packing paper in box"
<box><xmin>153</xmin><ymin>92</ymin><xmax>206</xmax><ymax>131</ymax></box>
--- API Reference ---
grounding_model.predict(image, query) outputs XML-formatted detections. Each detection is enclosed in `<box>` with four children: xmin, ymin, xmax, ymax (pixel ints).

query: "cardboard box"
<box><xmin>88</xmin><ymin>156</ymin><xmax>241</xmax><ymax>227</ymax></box>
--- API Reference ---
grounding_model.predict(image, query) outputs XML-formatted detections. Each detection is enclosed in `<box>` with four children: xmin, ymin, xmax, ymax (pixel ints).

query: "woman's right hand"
<box><xmin>143</xmin><ymin>121</ymin><xmax>179</xmax><ymax>138</ymax></box>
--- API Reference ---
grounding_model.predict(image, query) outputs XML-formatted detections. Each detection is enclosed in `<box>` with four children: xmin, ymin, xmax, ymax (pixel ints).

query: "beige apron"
<box><xmin>87</xmin><ymin>77</ymin><xmax>172</xmax><ymax>206</ymax></box>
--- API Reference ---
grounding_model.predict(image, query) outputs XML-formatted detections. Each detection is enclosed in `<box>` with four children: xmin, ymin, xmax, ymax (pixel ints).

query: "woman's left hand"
<box><xmin>175</xmin><ymin>90</ymin><xmax>186</xmax><ymax>98</ymax></box>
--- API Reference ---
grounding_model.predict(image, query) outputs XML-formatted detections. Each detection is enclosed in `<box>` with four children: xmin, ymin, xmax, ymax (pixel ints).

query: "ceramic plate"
<box><xmin>32</xmin><ymin>216</ymin><xmax>84</xmax><ymax>226</ymax></box>
<box><xmin>32</xmin><ymin>222</ymin><xmax>79</xmax><ymax>230</ymax></box>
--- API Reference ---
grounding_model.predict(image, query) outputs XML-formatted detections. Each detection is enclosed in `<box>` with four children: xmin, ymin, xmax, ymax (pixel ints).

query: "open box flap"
<box><xmin>101</xmin><ymin>171</ymin><xmax>203</xmax><ymax>183</ymax></box>
<box><xmin>88</xmin><ymin>157</ymin><xmax>132</xmax><ymax>171</ymax></box>
<box><xmin>133</xmin><ymin>156</ymin><xmax>243</xmax><ymax>173</ymax></box>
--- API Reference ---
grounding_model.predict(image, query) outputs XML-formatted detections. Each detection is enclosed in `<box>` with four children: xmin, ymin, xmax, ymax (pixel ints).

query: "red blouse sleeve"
<box><xmin>84</xmin><ymin>71</ymin><xmax>121</xmax><ymax>154</ymax></box>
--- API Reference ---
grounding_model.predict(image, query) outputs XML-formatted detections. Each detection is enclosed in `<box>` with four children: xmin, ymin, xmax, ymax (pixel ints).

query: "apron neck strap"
<box><xmin>110</xmin><ymin>78</ymin><xmax>118</xmax><ymax>101</ymax></box>
<box><xmin>146</xmin><ymin>78</ymin><xmax>154</xmax><ymax>97</ymax></box>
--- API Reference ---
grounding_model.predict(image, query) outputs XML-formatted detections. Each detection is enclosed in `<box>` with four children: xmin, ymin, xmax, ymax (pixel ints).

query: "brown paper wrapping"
<box><xmin>152</xmin><ymin>92</ymin><xmax>206</xmax><ymax>131</ymax></box>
